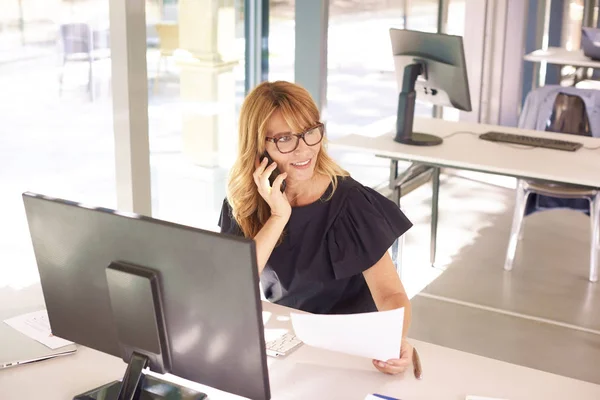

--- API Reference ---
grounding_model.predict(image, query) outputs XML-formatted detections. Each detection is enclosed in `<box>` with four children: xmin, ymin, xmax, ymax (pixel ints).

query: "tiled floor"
<box><xmin>410</xmin><ymin>294</ymin><xmax>600</xmax><ymax>385</ymax></box>
<box><xmin>397</xmin><ymin>173</ymin><xmax>600</xmax><ymax>384</ymax></box>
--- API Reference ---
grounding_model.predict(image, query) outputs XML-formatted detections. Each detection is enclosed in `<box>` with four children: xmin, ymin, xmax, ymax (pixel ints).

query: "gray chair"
<box><xmin>58</xmin><ymin>23</ymin><xmax>110</xmax><ymax>101</ymax></box>
<box><xmin>505</xmin><ymin>91</ymin><xmax>600</xmax><ymax>282</ymax></box>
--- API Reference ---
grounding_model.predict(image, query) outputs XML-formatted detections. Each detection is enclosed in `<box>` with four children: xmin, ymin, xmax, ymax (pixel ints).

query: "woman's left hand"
<box><xmin>372</xmin><ymin>339</ymin><xmax>413</xmax><ymax>375</ymax></box>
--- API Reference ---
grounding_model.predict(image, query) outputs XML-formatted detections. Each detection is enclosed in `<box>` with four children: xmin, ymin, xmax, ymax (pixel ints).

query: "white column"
<box><xmin>460</xmin><ymin>0</ymin><xmax>528</xmax><ymax>127</ymax></box>
<box><xmin>109</xmin><ymin>0</ymin><xmax>152</xmax><ymax>215</ymax></box>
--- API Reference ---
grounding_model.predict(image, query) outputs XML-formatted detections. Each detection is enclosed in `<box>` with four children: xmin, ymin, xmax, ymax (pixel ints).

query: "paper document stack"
<box><xmin>4</xmin><ymin>310</ymin><xmax>74</xmax><ymax>350</ymax></box>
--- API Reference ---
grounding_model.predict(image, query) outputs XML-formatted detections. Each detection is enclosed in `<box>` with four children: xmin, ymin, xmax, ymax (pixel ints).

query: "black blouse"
<box><xmin>218</xmin><ymin>176</ymin><xmax>412</xmax><ymax>315</ymax></box>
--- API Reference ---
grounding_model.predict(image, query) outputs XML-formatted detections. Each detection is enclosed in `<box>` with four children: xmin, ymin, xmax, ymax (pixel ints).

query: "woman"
<box><xmin>219</xmin><ymin>81</ymin><xmax>414</xmax><ymax>375</ymax></box>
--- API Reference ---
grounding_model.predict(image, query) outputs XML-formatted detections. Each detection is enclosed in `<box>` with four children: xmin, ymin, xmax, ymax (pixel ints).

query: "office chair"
<box><xmin>58</xmin><ymin>23</ymin><xmax>110</xmax><ymax>101</ymax></box>
<box><xmin>505</xmin><ymin>90</ymin><xmax>600</xmax><ymax>282</ymax></box>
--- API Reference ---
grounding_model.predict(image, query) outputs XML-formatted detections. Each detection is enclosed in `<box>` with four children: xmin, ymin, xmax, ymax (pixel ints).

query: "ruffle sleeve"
<box><xmin>327</xmin><ymin>186</ymin><xmax>412</xmax><ymax>279</ymax></box>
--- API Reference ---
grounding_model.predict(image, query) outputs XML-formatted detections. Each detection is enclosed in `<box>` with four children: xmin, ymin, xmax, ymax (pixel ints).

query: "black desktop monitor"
<box><xmin>22</xmin><ymin>192</ymin><xmax>270</xmax><ymax>400</ymax></box>
<box><xmin>390</xmin><ymin>28</ymin><xmax>472</xmax><ymax>146</ymax></box>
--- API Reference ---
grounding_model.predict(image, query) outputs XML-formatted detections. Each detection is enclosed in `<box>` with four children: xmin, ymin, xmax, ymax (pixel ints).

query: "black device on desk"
<box><xmin>390</xmin><ymin>28</ymin><xmax>472</xmax><ymax>146</ymax></box>
<box><xmin>479</xmin><ymin>131</ymin><xmax>583</xmax><ymax>151</ymax></box>
<box><xmin>22</xmin><ymin>193</ymin><xmax>270</xmax><ymax>400</ymax></box>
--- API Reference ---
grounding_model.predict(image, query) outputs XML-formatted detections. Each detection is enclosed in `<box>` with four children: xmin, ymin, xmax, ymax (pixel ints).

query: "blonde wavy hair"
<box><xmin>227</xmin><ymin>81</ymin><xmax>349</xmax><ymax>239</ymax></box>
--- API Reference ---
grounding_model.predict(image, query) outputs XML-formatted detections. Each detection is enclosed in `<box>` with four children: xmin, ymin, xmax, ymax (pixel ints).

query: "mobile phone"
<box><xmin>262</xmin><ymin>152</ymin><xmax>286</xmax><ymax>192</ymax></box>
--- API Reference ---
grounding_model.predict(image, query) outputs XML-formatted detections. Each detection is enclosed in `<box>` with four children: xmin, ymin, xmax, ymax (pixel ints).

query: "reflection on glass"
<box><xmin>147</xmin><ymin>1</ymin><xmax>245</xmax><ymax>232</ymax></box>
<box><xmin>0</xmin><ymin>0</ymin><xmax>116</xmax><ymax>289</ymax></box>
<box><xmin>327</xmin><ymin>0</ymin><xmax>406</xmax><ymax>140</ymax></box>
<box><xmin>269</xmin><ymin>0</ymin><xmax>295</xmax><ymax>82</ymax></box>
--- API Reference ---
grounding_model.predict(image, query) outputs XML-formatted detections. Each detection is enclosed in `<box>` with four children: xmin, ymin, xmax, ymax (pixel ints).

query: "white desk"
<box><xmin>2</xmin><ymin>297</ymin><xmax>600</xmax><ymax>400</ymax></box>
<box><xmin>524</xmin><ymin>47</ymin><xmax>600</xmax><ymax>88</ymax></box>
<box><xmin>331</xmin><ymin>117</ymin><xmax>600</xmax><ymax>266</ymax></box>
<box><xmin>332</xmin><ymin>118</ymin><xmax>600</xmax><ymax>187</ymax></box>
<box><xmin>524</xmin><ymin>47</ymin><xmax>600</xmax><ymax>69</ymax></box>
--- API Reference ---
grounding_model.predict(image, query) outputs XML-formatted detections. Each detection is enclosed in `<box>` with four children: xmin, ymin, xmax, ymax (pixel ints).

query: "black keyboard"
<box><xmin>479</xmin><ymin>131</ymin><xmax>583</xmax><ymax>152</ymax></box>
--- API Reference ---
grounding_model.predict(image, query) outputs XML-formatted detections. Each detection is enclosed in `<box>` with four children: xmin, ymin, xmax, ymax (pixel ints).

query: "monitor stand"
<box><xmin>73</xmin><ymin>361</ymin><xmax>207</xmax><ymax>400</ymax></box>
<box><xmin>394</xmin><ymin>62</ymin><xmax>443</xmax><ymax>146</ymax></box>
<box><xmin>73</xmin><ymin>261</ymin><xmax>208</xmax><ymax>400</ymax></box>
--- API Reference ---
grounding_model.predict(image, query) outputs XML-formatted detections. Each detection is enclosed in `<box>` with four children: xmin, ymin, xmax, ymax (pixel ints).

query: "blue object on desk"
<box><xmin>365</xmin><ymin>394</ymin><xmax>401</xmax><ymax>400</ymax></box>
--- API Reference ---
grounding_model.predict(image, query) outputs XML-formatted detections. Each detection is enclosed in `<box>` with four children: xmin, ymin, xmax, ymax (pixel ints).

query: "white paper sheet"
<box><xmin>4</xmin><ymin>310</ymin><xmax>74</xmax><ymax>350</ymax></box>
<box><xmin>290</xmin><ymin>308</ymin><xmax>404</xmax><ymax>361</ymax></box>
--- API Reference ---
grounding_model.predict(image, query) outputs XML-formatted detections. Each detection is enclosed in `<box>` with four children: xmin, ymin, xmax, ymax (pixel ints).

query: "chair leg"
<box><xmin>590</xmin><ymin>194</ymin><xmax>600</xmax><ymax>283</ymax></box>
<box><xmin>430</xmin><ymin>167</ymin><xmax>440</xmax><ymax>266</ymax></box>
<box><xmin>59</xmin><ymin>56</ymin><xmax>66</xmax><ymax>97</ymax></box>
<box><xmin>153</xmin><ymin>55</ymin><xmax>163</xmax><ymax>94</ymax></box>
<box><xmin>59</xmin><ymin>67</ymin><xmax>64</xmax><ymax>97</ymax></box>
<box><xmin>88</xmin><ymin>58</ymin><xmax>95</xmax><ymax>102</ymax></box>
<box><xmin>505</xmin><ymin>180</ymin><xmax>531</xmax><ymax>271</ymax></box>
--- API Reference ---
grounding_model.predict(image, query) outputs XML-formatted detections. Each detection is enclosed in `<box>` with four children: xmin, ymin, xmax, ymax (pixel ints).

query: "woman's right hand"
<box><xmin>253</xmin><ymin>157</ymin><xmax>291</xmax><ymax>220</ymax></box>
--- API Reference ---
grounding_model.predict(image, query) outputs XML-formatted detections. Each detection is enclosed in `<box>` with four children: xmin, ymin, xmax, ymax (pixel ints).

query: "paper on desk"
<box><xmin>4</xmin><ymin>310</ymin><xmax>74</xmax><ymax>350</ymax></box>
<box><xmin>290</xmin><ymin>308</ymin><xmax>404</xmax><ymax>361</ymax></box>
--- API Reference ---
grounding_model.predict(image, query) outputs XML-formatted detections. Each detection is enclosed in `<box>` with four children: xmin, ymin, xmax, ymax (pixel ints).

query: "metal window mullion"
<box><xmin>245</xmin><ymin>0</ymin><xmax>269</xmax><ymax>94</ymax></box>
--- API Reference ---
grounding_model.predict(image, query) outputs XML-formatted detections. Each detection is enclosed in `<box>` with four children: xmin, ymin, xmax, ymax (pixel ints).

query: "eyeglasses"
<box><xmin>265</xmin><ymin>123</ymin><xmax>324</xmax><ymax>154</ymax></box>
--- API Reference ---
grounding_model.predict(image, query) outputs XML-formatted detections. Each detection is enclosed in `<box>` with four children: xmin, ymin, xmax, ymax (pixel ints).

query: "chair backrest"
<box><xmin>60</xmin><ymin>23</ymin><xmax>92</xmax><ymax>55</ymax></box>
<box><xmin>519</xmin><ymin>86</ymin><xmax>600</xmax><ymax>137</ymax></box>
<box><xmin>155</xmin><ymin>23</ymin><xmax>179</xmax><ymax>56</ymax></box>
<box><xmin>545</xmin><ymin>93</ymin><xmax>592</xmax><ymax>137</ymax></box>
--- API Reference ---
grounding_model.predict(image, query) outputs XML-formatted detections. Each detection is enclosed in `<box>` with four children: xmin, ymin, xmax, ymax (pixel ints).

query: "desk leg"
<box><xmin>392</xmin><ymin>185</ymin><xmax>404</xmax><ymax>279</ymax></box>
<box><xmin>390</xmin><ymin>160</ymin><xmax>404</xmax><ymax>278</ymax></box>
<box><xmin>392</xmin><ymin>235</ymin><xmax>405</xmax><ymax>280</ymax></box>
<box><xmin>590</xmin><ymin>193</ymin><xmax>599</xmax><ymax>283</ymax></box>
<box><xmin>88</xmin><ymin>58</ymin><xmax>95</xmax><ymax>102</ymax></box>
<box><xmin>532</xmin><ymin>62</ymin><xmax>539</xmax><ymax>90</ymax></box>
<box><xmin>430</xmin><ymin>167</ymin><xmax>440</xmax><ymax>266</ymax></box>
<box><xmin>389</xmin><ymin>159</ymin><xmax>399</xmax><ymax>192</ymax></box>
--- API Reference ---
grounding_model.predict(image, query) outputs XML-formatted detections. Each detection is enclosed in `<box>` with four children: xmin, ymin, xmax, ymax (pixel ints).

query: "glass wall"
<box><xmin>406</xmin><ymin>0</ymin><xmax>439</xmax><ymax>32</ymax></box>
<box><xmin>0</xmin><ymin>0</ymin><xmax>471</xmax><ymax>286</ymax></box>
<box><xmin>326</xmin><ymin>0</ymin><xmax>405</xmax><ymax>141</ymax></box>
<box><xmin>322</xmin><ymin>1</ymin><xmax>402</xmax><ymax>188</ymax></box>
<box><xmin>0</xmin><ymin>0</ymin><xmax>115</xmax><ymax>289</ymax></box>
<box><xmin>146</xmin><ymin>0</ymin><xmax>245</xmax><ymax>231</ymax></box>
<box><xmin>446</xmin><ymin>0</ymin><xmax>465</xmax><ymax>36</ymax></box>
<box><xmin>269</xmin><ymin>0</ymin><xmax>295</xmax><ymax>82</ymax></box>
<box><xmin>326</xmin><ymin>0</ymin><xmax>466</xmax><ymax>140</ymax></box>
<box><xmin>406</xmin><ymin>0</ymin><xmax>464</xmax><ymax>35</ymax></box>
<box><xmin>325</xmin><ymin>0</ymin><xmax>466</xmax><ymax>186</ymax></box>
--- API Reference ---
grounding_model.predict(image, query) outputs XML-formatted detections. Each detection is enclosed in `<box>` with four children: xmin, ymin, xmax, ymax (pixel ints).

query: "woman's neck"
<box><xmin>285</xmin><ymin>174</ymin><xmax>331</xmax><ymax>207</ymax></box>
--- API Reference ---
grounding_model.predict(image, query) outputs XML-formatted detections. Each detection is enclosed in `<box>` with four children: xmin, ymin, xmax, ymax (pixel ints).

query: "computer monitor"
<box><xmin>22</xmin><ymin>192</ymin><xmax>270</xmax><ymax>400</ymax></box>
<box><xmin>390</xmin><ymin>28</ymin><xmax>472</xmax><ymax>146</ymax></box>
